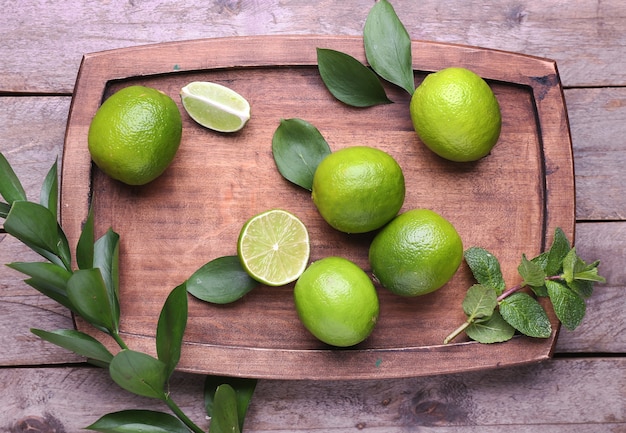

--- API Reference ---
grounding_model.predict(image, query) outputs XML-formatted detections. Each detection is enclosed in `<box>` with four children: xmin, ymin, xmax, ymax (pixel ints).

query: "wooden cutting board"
<box><xmin>60</xmin><ymin>35</ymin><xmax>574</xmax><ymax>380</ymax></box>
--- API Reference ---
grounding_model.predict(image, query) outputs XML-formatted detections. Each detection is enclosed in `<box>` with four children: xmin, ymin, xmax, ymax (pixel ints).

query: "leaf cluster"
<box><xmin>444</xmin><ymin>228</ymin><xmax>605</xmax><ymax>344</ymax></box>
<box><xmin>317</xmin><ymin>0</ymin><xmax>415</xmax><ymax>107</ymax></box>
<box><xmin>1</xmin><ymin>151</ymin><xmax>256</xmax><ymax>432</ymax></box>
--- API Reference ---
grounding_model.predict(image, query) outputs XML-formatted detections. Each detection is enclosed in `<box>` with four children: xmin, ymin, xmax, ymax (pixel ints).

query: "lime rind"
<box><xmin>180</xmin><ymin>81</ymin><xmax>251</xmax><ymax>133</ymax></box>
<box><xmin>237</xmin><ymin>209</ymin><xmax>310</xmax><ymax>286</ymax></box>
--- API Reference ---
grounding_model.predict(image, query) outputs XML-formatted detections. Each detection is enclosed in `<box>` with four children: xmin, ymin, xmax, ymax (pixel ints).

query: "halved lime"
<box><xmin>180</xmin><ymin>81</ymin><xmax>250</xmax><ymax>132</ymax></box>
<box><xmin>237</xmin><ymin>209</ymin><xmax>310</xmax><ymax>286</ymax></box>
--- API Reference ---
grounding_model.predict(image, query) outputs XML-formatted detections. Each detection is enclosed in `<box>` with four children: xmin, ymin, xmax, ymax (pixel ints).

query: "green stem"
<box><xmin>110</xmin><ymin>331</ymin><xmax>129</xmax><ymax>350</ymax></box>
<box><xmin>443</xmin><ymin>320</ymin><xmax>471</xmax><ymax>344</ymax></box>
<box><xmin>165</xmin><ymin>394</ymin><xmax>205</xmax><ymax>433</ymax></box>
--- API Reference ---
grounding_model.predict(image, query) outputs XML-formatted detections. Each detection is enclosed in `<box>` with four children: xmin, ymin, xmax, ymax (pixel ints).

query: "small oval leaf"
<box><xmin>464</xmin><ymin>247</ymin><xmax>506</xmax><ymax>294</ymax></box>
<box><xmin>363</xmin><ymin>0</ymin><xmax>415</xmax><ymax>94</ymax></box>
<box><xmin>317</xmin><ymin>48</ymin><xmax>392</xmax><ymax>107</ymax></box>
<box><xmin>109</xmin><ymin>350</ymin><xmax>168</xmax><ymax>400</ymax></box>
<box><xmin>86</xmin><ymin>409</ymin><xmax>190</xmax><ymax>433</ymax></box>
<box><xmin>209</xmin><ymin>384</ymin><xmax>241</xmax><ymax>433</ymax></box>
<box><xmin>271</xmin><ymin>118</ymin><xmax>332</xmax><ymax>191</ymax></box>
<box><xmin>466</xmin><ymin>310</ymin><xmax>516</xmax><ymax>343</ymax></box>
<box><xmin>546</xmin><ymin>280</ymin><xmax>586</xmax><ymax>331</ymax></box>
<box><xmin>499</xmin><ymin>292</ymin><xmax>552</xmax><ymax>338</ymax></box>
<box><xmin>187</xmin><ymin>256</ymin><xmax>258</xmax><ymax>304</ymax></box>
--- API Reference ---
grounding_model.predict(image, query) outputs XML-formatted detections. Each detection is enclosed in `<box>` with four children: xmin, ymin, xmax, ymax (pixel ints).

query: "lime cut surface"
<box><xmin>237</xmin><ymin>209</ymin><xmax>310</xmax><ymax>286</ymax></box>
<box><xmin>180</xmin><ymin>81</ymin><xmax>251</xmax><ymax>132</ymax></box>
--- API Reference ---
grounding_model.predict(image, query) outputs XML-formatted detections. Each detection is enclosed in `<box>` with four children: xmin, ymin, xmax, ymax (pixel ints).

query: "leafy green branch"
<box><xmin>1</xmin><ymin>152</ymin><xmax>255</xmax><ymax>432</ymax></box>
<box><xmin>444</xmin><ymin>228</ymin><xmax>605</xmax><ymax>344</ymax></box>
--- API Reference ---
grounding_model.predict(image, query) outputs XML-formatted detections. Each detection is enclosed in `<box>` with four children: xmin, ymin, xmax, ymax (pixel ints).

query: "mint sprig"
<box><xmin>1</xmin><ymin>151</ymin><xmax>255</xmax><ymax>433</ymax></box>
<box><xmin>444</xmin><ymin>228</ymin><xmax>605</xmax><ymax>344</ymax></box>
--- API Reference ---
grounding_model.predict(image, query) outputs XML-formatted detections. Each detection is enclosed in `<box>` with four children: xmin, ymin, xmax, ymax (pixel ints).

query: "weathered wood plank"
<box><xmin>569</xmin><ymin>87</ymin><xmax>626</xmax><ymax>220</ymax></box>
<box><xmin>1</xmin><ymin>1</ymin><xmax>625</xmax><ymax>93</ymax></box>
<box><xmin>1</xmin><ymin>358</ymin><xmax>624</xmax><ymax>432</ymax></box>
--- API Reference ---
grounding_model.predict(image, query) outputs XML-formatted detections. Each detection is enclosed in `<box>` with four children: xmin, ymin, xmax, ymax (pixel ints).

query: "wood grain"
<box><xmin>1</xmin><ymin>1</ymin><xmax>625</xmax><ymax>93</ymax></box>
<box><xmin>1</xmin><ymin>358</ymin><xmax>624</xmax><ymax>432</ymax></box>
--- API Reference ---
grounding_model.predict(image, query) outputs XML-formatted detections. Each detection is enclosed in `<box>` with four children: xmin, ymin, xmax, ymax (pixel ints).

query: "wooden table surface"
<box><xmin>1</xmin><ymin>1</ymin><xmax>624</xmax><ymax>432</ymax></box>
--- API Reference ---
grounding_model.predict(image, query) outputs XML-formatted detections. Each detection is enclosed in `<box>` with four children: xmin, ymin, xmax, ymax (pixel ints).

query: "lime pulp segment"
<box><xmin>238</xmin><ymin>209</ymin><xmax>310</xmax><ymax>286</ymax></box>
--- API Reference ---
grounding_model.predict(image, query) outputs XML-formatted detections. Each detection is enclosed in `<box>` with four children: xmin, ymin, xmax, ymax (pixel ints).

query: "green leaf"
<box><xmin>77</xmin><ymin>206</ymin><xmax>95</xmax><ymax>270</ymax></box>
<box><xmin>187</xmin><ymin>256</ymin><xmax>258</xmax><ymax>304</ymax></box>
<box><xmin>40</xmin><ymin>159</ymin><xmax>58</xmax><ymax>218</ymax></box>
<box><xmin>271</xmin><ymin>118</ymin><xmax>332</xmax><ymax>191</ymax></box>
<box><xmin>363</xmin><ymin>0</ymin><xmax>415</xmax><ymax>94</ymax></box>
<box><xmin>462</xmin><ymin>284</ymin><xmax>498</xmax><ymax>321</ymax></box>
<box><xmin>463</xmin><ymin>247</ymin><xmax>506</xmax><ymax>294</ymax></box>
<box><xmin>156</xmin><ymin>283</ymin><xmax>188</xmax><ymax>379</ymax></box>
<box><xmin>561</xmin><ymin>247</ymin><xmax>580</xmax><ymax>283</ymax></box>
<box><xmin>93</xmin><ymin>229</ymin><xmax>121</xmax><ymax>329</ymax></box>
<box><xmin>466</xmin><ymin>310</ymin><xmax>516</xmax><ymax>343</ymax></box>
<box><xmin>209</xmin><ymin>384</ymin><xmax>241</xmax><ymax>433</ymax></box>
<box><xmin>109</xmin><ymin>350</ymin><xmax>168</xmax><ymax>400</ymax></box>
<box><xmin>543</xmin><ymin>227</ymin><xmax>571</xmax><ymax>275</ymax></box>
<box><xmin>567</xmin><ymin>278</ymin><xmax>595</xmax><ymax>299</ymax></box>
<box><xmin>3</xmin><ymin>200</ymin><xmax>67</xmax><ymax>268</ymax></box>
<box><xmin>0</xmin><ymin>201</ymin><xmax>10</xmax><ymax>219</ymax></box>
<box><xmin>7</xmin><ymin>261</ymin><xmax>74</xmax><ymax>310</ymax></box>
<box><xmin>86</xmin><ymin>410</ymin><xmax>190</xmax><ymax>433</ymax></box>
<box><xmin>574</xmin><ymin>262</ymin><xmax>605</xmax><ymax>283</ymax></box>
<box><xmin>317</xmin><ymin>48</ymin><xmax>392</xmax><ymax>107</ymax></box>
<box><xmin>31</xmin><ymin>328</ymin><xmax>114</xmax><ymax>367</ymax></box>
<box><xmin>67</xmin><ymin>268</ymin><xmax>119</xmax><ymax>334</ymax></box>
<box><xmin>518</xmin><ymin>254</ymin><xmax>546</xmax><ymax>288</ymax></box>
<box><xmin>546</xmin><ymin>280</ymin><xmax>586</xmax><ymax>331</ymax></box>
<box><xmin>205</xmin><ymin>376</ymin><xmax>257</xmax><ymax>431</ymax></box>
<box><xmin>499</xmin><ymin>292</ymin><xmax>552</xmax><ymax>338</ymax></box>
<box><xmin>0</xmin><ymin>152</ymin><xmax>27</xmax><ymax>204</ymax></box>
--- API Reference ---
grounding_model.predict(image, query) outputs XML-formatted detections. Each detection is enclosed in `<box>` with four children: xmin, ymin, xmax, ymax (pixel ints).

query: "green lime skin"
<box><xmin>369</xmin><ymin>209</ymin><xmax>464</xmax><ymax>296</ymax></box>
<box><xmin>88</xmin><ymin>85</ymin><xmax>183</xmax><ymax>185</ymax></box>
<box><xmin>294</xmin><ymin>256</ymin><xmax>379</xmax><ymax>347</ymax></box>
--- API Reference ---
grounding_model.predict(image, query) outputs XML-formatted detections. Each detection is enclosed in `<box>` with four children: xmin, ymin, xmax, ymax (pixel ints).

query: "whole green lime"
<box><xmin>88</xmin><ymin>85</ymin><xmax>183</xmax><ymax>185</ymax></box>
<box><xmin>311</xmin><ymin>146</ymin><xmax>405</xmax><ymax>233</ymax></box>
<box><xmin>294</xmin><ymin>256</ymin><xmax>379</xmax><ymax>347</ymax></box>
<box><xmin>410</xmin><ymin>67</ymin><xmax>501</xmax><ymax>162</ymax></box>
<box><xmin>369</xmin><ymin>209</ymin><xmax>463</xmax><ymax>296</ymax></box>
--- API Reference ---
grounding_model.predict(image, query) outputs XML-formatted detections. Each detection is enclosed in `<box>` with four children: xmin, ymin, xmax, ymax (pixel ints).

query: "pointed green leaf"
<box><xmin>93</xmin><ymin>229</ymin><xmax>121</xmax><ymax>326</ymax></box>
<box><xmin>317</xmin><ymin>48</ymin><xmax>392</xmax><ymax>107</ymax></box>
<box><xmin>77</xmin><ymin>207</ymin><xmax>95</xmax><ymax>270</ymax></box>
<box><xmin>3</xmin><ymin>200</ymin><xmax>66</xmax><ymax>268</ymax></box>
<box><xmin>499</xmin><ymin>292</ymin><xmax>552</xmax><ymax>338</ymax></box>
<box><xmin>463</xmin><ymin>247</ymin><xmax>506</xmax><ymax>294</ymax></box>
<box><xmin>543</xmin><ymin>227</ymin><xmax>571</xmax><ymax>275</ymax></box>
<box><xmin>271</xmin><ymin>118</ymin><xmax>332</xmax><ymax>191</ymax></box>
<box><xmin>561</xmin><ymin>247</ymin><xmax>579</xmax><ymax>283</ymax></box>
<box><xmin>40</xmin><ymin>159</ymin><xmax>58</xmax><ymax>218</ymax></box>
<box><xmin>466</xmin><ymin>310</ymin><xmax>516</xmax><ymax>343</ymax></box>
<box><xmin>0</xmin><ymin>201</ymin><xmax>10</xmax><ymax>219</ymax></box>
<box><xmin>109</xmin><ymin>350</ymin><xmax>168</xmax><ymax>400</ymax></box>
<box><xmin>462</xmin><ymin>284</ymin><xmax>498</xmax><ymax>321</ymax></box>
<box><xmin>187</xmin><ymin>255</ymin><xmax>258</xmax><ymax>304</ymax></box>
<box><xmin>86</xmin><ymin>410</ymin><xmax>190</xmax><ymax>433</ymax></box>
<box><xmin>546</xmin><ymin>280</ymin><xmax>586</xmax><ymax>331</ymax></box>
<box><xmin>31</xmin><ymin>328</ymin><xmax>114</xmax><ymax>367</ymax></box>
<box><xmin>67</xmin><ymin>268</ymin><xmax>118</xmax><ymax>334</ymax></box>
<box><xmin>567</xmin><ymin>278</ymin><xmax>595</xmax><ymax>299</ymax></box>
<box><xmin>209</xmin><ymin>384</ymin><xmax>241</xmax><ymax>433</ymax></box>
<box><xmin>518</xmin><ymin>254</ymin><xmax>546</xmax><ymax>288</ymax></box>
<box><xmin>363</xmin><ymin>0</ymin><xmax>415</xmax><ymax>94</ymax></box>
<box><xmin>205</xmin><ymin>376</ymin><xmax>257</xmax><ymax>431</ymax></box>
<box><xmin>0</xmin><ymin>152</ymin><xmax>27</xmax><ymax>204</ymax></box>
<box><xmin>156</xmin><ymin>283</ymin><xmax>188</xmax><ymax>378</ymax></box>
<box><xmin>7</xmin><ymin>261</ymin><xmax>73</xmax><ymax>309</ymax></box>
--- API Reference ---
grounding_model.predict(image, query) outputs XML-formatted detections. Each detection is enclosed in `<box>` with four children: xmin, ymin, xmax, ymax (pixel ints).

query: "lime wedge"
<box><xmin>180</xmin><ymin>81</ymin><xmax>250</xmax><ymax>132</ymax></box>
<box><xmin>237</xmin><ymin>209</ymin><xmax>310</xmax><ymax>286</ymax></box>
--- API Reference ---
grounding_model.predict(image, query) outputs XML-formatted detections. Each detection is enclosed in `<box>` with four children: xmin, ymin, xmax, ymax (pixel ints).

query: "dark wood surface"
<box><xmin>1</xmin><ymin>1</ymin><xmax>624</xmax><ymax>431</ymax></box>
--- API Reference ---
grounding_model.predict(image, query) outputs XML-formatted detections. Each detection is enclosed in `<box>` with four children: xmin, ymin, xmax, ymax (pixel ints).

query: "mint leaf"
<box><xmin>271</xmin><ymin>118</ymin><xmax>332</xmax><ymax>191</ymax></box>
<box><xmin>363</xmin><ymin>0</ymin><xmax>415</xmax><ymax>94</ymax></box>
<box><xmin>518</xmin><ymin>254</ymin><xmax>546</xmax><ymax>288</ymax></box>
<box><xmin>499</xmin><ymin>292</ymin><xmax>552</xmax><ymax>338</ymax></box>
<box><xmin>543</xmin><ymin>227</ymin><xmax>571</xmax><ymax>275</ymax></box>
<box><xmin>317</xmin><ymin>48</ymin><xmax>392</xmax><ymax>107</ymax></box>
<box><xmin>463</xmin><ymin>247</ymin><xmax>506</xmax><ymax>294</ymax></box>
<box><xmin>567</xmin><ymin>278</ymin><xmax>595</xmax><ymax>299</ymax></box>
<box><xmin>466</xmin><ymin>310</ymin><xmax>515</xmax><ymax>343</ymax></box>
<box><xmin>462</xmin><ymin>284</ymin><xmax>497</xmax><ymax>321</ymax></box>
<box><xmin>546</xmin><ymin>280</ymin><xmax>586</xmax><ymax>331</ymax></box>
